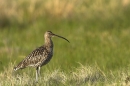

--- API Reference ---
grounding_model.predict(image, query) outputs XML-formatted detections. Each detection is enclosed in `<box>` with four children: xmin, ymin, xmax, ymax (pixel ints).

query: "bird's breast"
<box><xmin>40</xmin><ymin>47</ymin><xmax>53</xmax><ymax>66</ymax></box>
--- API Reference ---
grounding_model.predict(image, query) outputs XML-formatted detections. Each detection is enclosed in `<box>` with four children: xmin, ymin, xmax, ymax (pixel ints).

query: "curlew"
<box><xmin>14</xmin><ymin>31</ymin><xmax>69</xmax><ymax>82</ymax></box>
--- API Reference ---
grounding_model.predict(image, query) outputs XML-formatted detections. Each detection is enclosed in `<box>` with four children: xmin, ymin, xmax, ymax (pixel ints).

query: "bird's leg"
<box><xmin>38</xmin><ymin>67</ymin><xmax>41</xmax><ymax>77</ymax></box>
<box><xmin>38</xmin><ymin>67</ymin><xmax>41</xmax><ymax>81</ymax></box>
<box><xmin>36</xmin><ymin>67</ymin><xmax>38</xmax><ymax>82</ymax></box>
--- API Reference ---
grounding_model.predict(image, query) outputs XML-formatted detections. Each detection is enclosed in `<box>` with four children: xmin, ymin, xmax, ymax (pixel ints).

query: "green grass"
<box><xmin>0</xmin><ymin>0</ymin><xmax>130</xmax><ymax>85</ymax></box>
<box><xmin>0</xmin><ymin>63</ymin><xmax>130</xmax><ymax>86</ymax></box>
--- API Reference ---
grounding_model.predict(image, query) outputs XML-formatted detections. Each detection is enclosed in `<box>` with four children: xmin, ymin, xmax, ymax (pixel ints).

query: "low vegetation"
<box><xmin>0</xmin><ymin>63</ymin><xmax>130</xmax><ymax>86</ymax></box>
<box><xmin>0</xmin><ymin>0</ymin><xmax>130</xmax><ymax>85</ymax></box>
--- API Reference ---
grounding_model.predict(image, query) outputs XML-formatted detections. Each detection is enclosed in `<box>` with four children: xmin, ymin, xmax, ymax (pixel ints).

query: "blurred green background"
<box><xmin>0</xmin><ymin>0</ymin><xmax>130</xmax><ymax>72</ymax></box>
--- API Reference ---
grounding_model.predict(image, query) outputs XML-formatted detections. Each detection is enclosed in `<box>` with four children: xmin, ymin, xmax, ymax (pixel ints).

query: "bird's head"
<box><xmin>44</xmin><ymin>31</ymin><xmax>70</xmax><ymax>42</ymax></box>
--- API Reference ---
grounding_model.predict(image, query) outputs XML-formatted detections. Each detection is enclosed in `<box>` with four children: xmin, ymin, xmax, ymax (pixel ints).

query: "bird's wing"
<box><xmin>14</xmin><ymin>46</ymin><xmax>48</xmax><ymax>70</ymax></box>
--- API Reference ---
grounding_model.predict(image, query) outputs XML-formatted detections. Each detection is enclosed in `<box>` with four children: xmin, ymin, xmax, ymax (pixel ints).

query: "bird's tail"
<box><xmin>13</xmin><ymin>66</ymin><xmax>19</xmax><ymax>71</ymax></box>
<box><xmin>13</xmin><ymin>62</ymin><xmax>25</xmax><ymax>71</ymax></box>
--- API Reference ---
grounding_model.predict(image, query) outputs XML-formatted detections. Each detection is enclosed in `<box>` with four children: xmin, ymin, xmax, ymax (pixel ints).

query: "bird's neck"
<box><xmin>45</xmin><ymin>38</ymin><xmax>53</xmax><ymax>49</ymax></box>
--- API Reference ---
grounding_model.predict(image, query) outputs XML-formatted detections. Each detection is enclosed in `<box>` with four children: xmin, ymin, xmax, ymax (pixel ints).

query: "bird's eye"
<box><xmin>47</xmin><ymin>31</ymin><xmax>52</xmax><ymax>34</ymax></box>
<box><xmin>48</xmin><ymin>32</ymin><xmax>51</xmax><ymax>34</ymax></box>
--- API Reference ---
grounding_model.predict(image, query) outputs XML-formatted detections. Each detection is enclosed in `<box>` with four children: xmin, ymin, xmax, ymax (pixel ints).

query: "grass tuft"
<box><xmin>1</xmin><ymin>63</ymin><xmax>130</xmax><ymax>85</ymax></box>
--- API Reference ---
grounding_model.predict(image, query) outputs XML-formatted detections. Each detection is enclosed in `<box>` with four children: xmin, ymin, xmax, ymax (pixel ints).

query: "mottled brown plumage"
<box><xmin>14</xmin><ymin>31</ymin><xmax>69</xmax><ymax>82</ymax></box>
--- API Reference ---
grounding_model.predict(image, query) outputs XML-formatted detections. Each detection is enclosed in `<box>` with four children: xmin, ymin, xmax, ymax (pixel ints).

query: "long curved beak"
<box><xmin>53</xmin><ymin>34</ymin><xmax>70</xmax><ymax>43</ymax></box>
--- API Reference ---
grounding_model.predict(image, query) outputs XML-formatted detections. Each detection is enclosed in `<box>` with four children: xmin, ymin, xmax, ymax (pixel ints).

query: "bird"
<box><xmin>14</xmin><ymin>31</ymin><xmax>69</xmax><ymax>82</ymax></box>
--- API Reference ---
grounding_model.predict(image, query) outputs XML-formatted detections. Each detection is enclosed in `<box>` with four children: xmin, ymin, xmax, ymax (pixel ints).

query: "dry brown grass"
<box><xmin>0</xmin><ymin>0</ymin><xmax>77</xmax><ymax>26</ymax></box>
<box><xmin>0</xmin><ymin>0</ymin><xmax>129</xmax><ymax>27</ymax></box>
<box><xmin>43</xmin><ymin>0</ymin><xmax>76</xmax><ymax>18</ymax></box>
